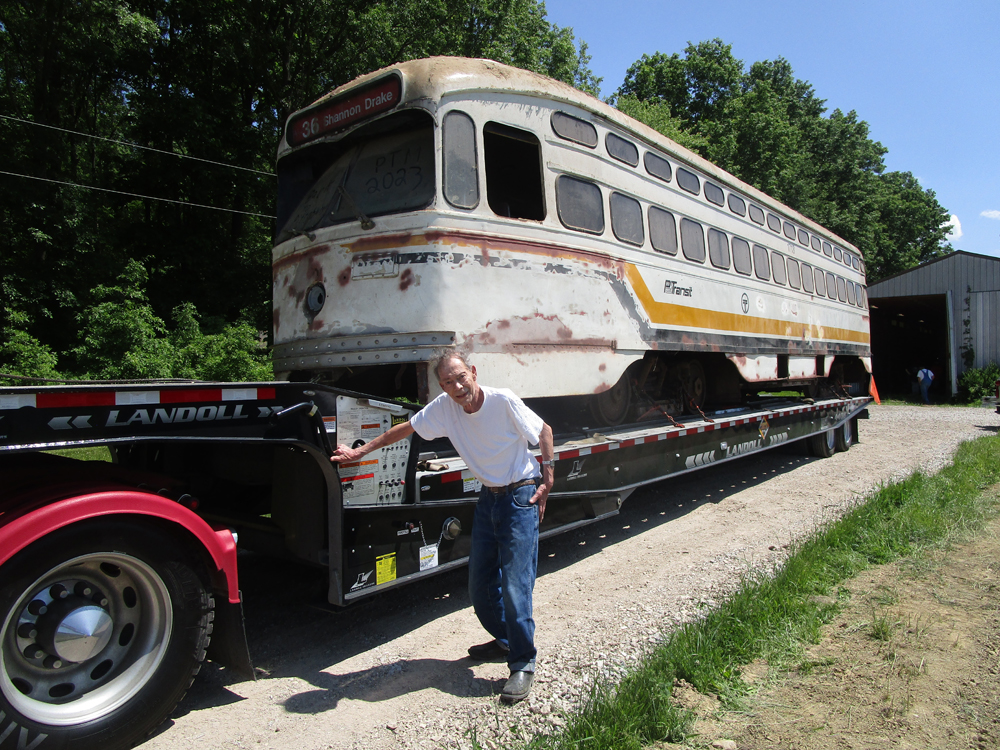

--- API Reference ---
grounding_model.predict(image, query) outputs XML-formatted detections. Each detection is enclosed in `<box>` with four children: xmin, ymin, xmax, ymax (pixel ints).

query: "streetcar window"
<box><xmin>833</xmin><ymin>246</ymin><xmax>843</xmax><ymax>261</ymax></box>
<box><xmin>556</xmin><ymin>175</ymin><xmax>604</xmax><ymax>234</ymax></box>
<box><xmin>767</xmin><ymin>213</ymin><xmax>781</xmax><ymax>233</ymax></box>
<box><xmin>787</xmin><ymin>257</ymin><xmax>801</xmax><ymax>290</ymax></box>
<box><xmin>815</xmin><ymin>267</ymin><xmax>826</xmax><ymax>296</ymax></box>
<box><xmin>443</xmin><ymin>111</ymin><xmax>478</xmax><ymax>209</ymax></box>
<box><xmin>811</xmin><ymin>236</ymin><xmax>821</xmax><ymax>252</ymax></box>
<box><xmin>276</xmin><ymin>111</ymin><xmax>434</xmax><ymax>243</ymax></box>
<box><xmin>859</xmin><ymin>285</ymin><xmax>867</xmax><ymax>308</ymax></box>
<box><xmin>797</xmin><ymin>229</ymin><xmax>809</xmax><ymax>246</ymax></box>
<box><xmin>728</xmin><ymin>193</ymin><xmax>746</xmax><ymax>216</ymax></box>
<box><xmin>606</xmin><ymin>133</ymin><xmax>639</xmax><ymax>166</ymax></box>
<box><xmin>732</xmin><ymin>237</ymin><xmax>752</xmax><ymax>275</ymax></box>
<box><xmin>753</xmin><ymin>244</ymin><xmax>770</xmax><ymax>280</ymax></box>
<box><xmin>837</xmin><ymin>276</ymin><xmax>847</xmax><ymax>302</ymax></box>
<box><xmin>484</xmin><ymin>122</ymin><xmax>544</xmax><ymax>220</ymax></box>
<box><xmin>708</xmin><ymin>228</ymin><xmax>730</xmax><ymax>269</ymax></box>
<box><xmin>677</xmin><ymin>168</ymin><xmax>700</xmax><ymax>195</ymax></box>
<box><xmin>705</xmin><ymin>182</ymin><xmax>725</xmax><ymax>206</ymax></box>
<box><xmin>826</xmin><ymin>272</ymin><xmax>837</xmax><ymax>298</ymax></box>
<box><xmin>749</xmin><ymin>204</ymin><xmax>765</xmax><ymax>224</ymax></box>
<box><xmin>772</xmin><ymin>251</ymin><xmax>787</xmax><ymax>285</ymax></box>
<box><xmin>644</xmin><ymin>152</ymin><xmax>672</xmax><ymax>182</ymax></box>
<box><xmin>783</xmin><ymin>221</ymin><xmax>796</xmax><ymax>241</ymax></box>
<box><xmin>852</xmin><ymin>255</ymin><xmax>860</xmax><ymax>270</ymax></box>
<box><xmin>843</xmin><ymin>251</ymin><xmax>852</xmax><ymax>267</ymax></box>
<box><xmin>551</xmin><ymin>111</ymin><xmax>598</xmax><ymax>147</ymax></box>
<box><xmin>610</xmin><ymin>192</ymin><xmax>644</xmax><ymax>246</ymax></box>
<box><xmin>822</xmin><ymin>241</ymin><xmax>833</xmax><ymax>257</ymax></box>
<box><xmin>680</xmin><ymin>218</ymin><xmax>706</xmax><ymax>262</ymax></box>
<box><xmin>648</xmin><ymin>206</ymin><xmax>678</xmax><ymax>255</ymax></box>
<box><xmin>801</xmin><ymin>262</ymin><xmax>814</xmax><ymax>293</ymax></box>
<box><xmin>846</xmin><ymin>279</ymin><xmax>856</xmax><ymax>305</ymax></box>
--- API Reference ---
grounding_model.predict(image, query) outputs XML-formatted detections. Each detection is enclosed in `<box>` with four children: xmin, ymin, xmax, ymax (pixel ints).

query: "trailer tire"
<box><xmin>808</xmin><ymin>428</ymin><xmax>836</xmax><ymax>458</ymax></box>
<box><xmin>835</xmin><ymin>419</ymin><xmax>854</xmax><ymax>452</ymax></box>
<box><xmin>0</xmin><ymin>519</ymin><xmax>213</xmax><ymax>750</ymax></box>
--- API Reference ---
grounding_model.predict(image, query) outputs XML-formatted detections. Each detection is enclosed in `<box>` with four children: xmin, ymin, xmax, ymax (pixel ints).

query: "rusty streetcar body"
<box><xmin>272</xmin><ymin>57</ymin><xmax>872</xmax><ymax>423</ymax></box>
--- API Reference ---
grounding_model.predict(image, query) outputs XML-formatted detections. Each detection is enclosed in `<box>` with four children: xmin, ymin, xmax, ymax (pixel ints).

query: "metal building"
<box><xmin>867</xmin><ymin>251</ymin><xmax>1000</xmax><ymax>397</ymax></box>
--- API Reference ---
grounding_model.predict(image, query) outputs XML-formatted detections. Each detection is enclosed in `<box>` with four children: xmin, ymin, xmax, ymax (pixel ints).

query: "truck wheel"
<box><xmin>835</xmin><ymin>419</ymin><xmax>854</xmax><ymax>452</ymax></box>
<box><xmin>809</xmin><ymin>428</ymin><xmax>836</xmax><ymax>458</ymax></box>
<box><xmin>0</xmin><ymin>519</ymin><xmax>213</xmax><ymax>750</ymax></box>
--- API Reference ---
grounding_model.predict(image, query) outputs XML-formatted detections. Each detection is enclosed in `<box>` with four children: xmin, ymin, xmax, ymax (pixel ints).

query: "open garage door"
<box><xmin>869</xmin><ymin>294</ymin><xmax>951</xmax><ymax>399</ymax></box>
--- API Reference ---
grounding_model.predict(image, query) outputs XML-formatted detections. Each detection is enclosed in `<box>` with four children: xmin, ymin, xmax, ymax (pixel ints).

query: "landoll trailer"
<box><xmin>0</xmin><ymin>380</ymin><xmax>867</xmax><ymax>750</ymax></box>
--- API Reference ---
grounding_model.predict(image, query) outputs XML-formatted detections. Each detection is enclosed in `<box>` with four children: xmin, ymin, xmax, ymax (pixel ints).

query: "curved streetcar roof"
<box><xmin>283</xmin><ymin>56</ymin><xmax>861</xmax><ymax>256</ymax></box>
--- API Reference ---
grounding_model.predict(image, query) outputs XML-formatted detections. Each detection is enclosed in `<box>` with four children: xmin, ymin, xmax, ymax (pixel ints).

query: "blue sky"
<box><xmin>543</xmin><ymin>0</ymin><xmax>1000</xmax><ymax>259</ymax></box>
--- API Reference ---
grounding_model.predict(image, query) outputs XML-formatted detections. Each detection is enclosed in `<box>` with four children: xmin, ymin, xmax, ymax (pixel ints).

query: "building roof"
<box><xmin>868</xmin><ymin>250</ymin><xmax>1000</xmax><ymax>298</ymax></box>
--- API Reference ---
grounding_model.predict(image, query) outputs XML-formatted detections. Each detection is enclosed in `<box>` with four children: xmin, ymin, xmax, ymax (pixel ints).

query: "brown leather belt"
<box><xmin>485</xmin><ymin>478</ymin><xmax>539</xmax><ymax>494</ymax></box>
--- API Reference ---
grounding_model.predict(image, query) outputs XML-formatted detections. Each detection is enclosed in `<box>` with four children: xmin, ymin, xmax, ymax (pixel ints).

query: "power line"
<box><xmin>0</xmin><ymin>114</ymin><xmax>276</xmax><ymax>177</ymax></box>
<box><xmin>0</xmin><ymin>169</ymin><xmax>276</xmax><ymax>219</ymax></box>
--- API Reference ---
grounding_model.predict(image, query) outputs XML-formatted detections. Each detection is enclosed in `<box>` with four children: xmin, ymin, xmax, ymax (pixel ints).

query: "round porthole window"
<box><xmin>306</xmin><ymin>283</ymin><xmax>326</xmax><ymax>315</ymax></box>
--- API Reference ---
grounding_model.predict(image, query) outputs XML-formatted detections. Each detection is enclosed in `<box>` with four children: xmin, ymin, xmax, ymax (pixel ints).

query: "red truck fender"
<box><xmin>0</xmin><ymin>490</ymin><xmax>240</xmax><ymax>603</ymax></box>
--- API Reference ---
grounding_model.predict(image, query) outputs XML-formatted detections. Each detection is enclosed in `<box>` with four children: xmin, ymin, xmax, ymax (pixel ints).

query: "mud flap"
<box><xmin>206</xmin><ymin>596</ymin><xmax>256</xmax><ymax>680</ymax></box>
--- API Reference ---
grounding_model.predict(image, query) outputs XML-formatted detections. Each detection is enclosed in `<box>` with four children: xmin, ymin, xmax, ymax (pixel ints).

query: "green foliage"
<box><xmin>614</xmin><ymin>40</ymin><xmax>952</xmax><ymax>281</ymax></box>
<box><xmin>957</xmin><ymin>362</ymin><xmax>1000</xmax><ymax>403</ymax></box>
<box><xmin>70</xmin><ymin>261</ymin><xmax>270</xmax><ymax>382</ymax></box>
<box><xmin>0</xmin><ymin>309</ymin><xmax>60</xmax><ymax>383</ymax></box>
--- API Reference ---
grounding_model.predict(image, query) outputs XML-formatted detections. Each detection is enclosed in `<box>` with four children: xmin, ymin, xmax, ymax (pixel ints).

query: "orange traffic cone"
<box><xmin>869</xmin><ymin>376</ymin><xmax>881</xmax><ymax>405</ymax></box>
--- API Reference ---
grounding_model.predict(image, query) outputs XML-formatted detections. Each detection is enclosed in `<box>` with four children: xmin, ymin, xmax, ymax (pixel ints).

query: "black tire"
<box><xmin>0</xmin><ymin>519</ymin><xmax>213</xmax><ymax>750</ymax></box>
<box><xmin>835</xmin><ymin>418</ymin><xmax>854</xmax><ymax>452</ymax></box>
<box><xmin>808</xmin><ymin>428</ymin><xmax>836</xmax><ymax>458</ymax></box>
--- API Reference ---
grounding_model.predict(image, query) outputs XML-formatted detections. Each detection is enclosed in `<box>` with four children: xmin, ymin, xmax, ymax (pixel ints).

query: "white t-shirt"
<box><xmin>410</xmin><ymin>386</ymin><xmax>543</xmax><ymax>487</ymax></box>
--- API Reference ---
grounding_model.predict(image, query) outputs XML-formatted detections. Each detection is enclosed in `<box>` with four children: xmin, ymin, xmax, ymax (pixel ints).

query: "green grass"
<box><xmin>44</xmin><ymin>446</ymin><xmax>113</xmax><ymax>462</ymax></box>
<box><xmin>509</xmin><ymin>435</ymin><xmax>1000</xmax><ymax>750</ymax></box>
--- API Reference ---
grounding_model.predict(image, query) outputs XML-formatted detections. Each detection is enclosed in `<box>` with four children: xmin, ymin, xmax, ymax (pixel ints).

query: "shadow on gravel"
<box><xmin>176</xmin><ymin>442</ymin><xmax>822</xmax><ymax>713</ymax></box>
<box><xmin>283</xmin><ymin>657</ymin><xmax>495</xmax><ymax>714</ymax></box>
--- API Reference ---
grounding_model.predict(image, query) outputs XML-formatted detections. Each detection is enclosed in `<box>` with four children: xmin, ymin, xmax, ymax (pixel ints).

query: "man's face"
<box><xmin>438</xmin><ymin>358</ymin><xmax>478</xmax><ymax>408</ymax></box>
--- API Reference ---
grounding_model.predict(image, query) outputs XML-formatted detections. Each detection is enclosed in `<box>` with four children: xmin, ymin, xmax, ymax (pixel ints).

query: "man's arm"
<box><xmin>330</xmin><ymin>421</ymin><xmax>415</xmax><ymax>463</ymax></box>
<box><xmin>529</xmin><ymin>422</ymin><xmax>554</xmax><ymax>521</ymax></box>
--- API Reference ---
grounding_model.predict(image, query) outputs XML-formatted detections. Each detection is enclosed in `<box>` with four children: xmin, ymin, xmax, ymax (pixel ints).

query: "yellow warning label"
<box><xmin>758</xmin><ymin>416</ymin><xmax>770</xmax><ymax>441</ymax></box>
<box><xmin>376</xmin><ymin>553</ymin><xmax>397</xmax><ymax>585</ymax></box>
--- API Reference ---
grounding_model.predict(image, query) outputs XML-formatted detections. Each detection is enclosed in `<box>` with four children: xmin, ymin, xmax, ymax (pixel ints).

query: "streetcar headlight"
<box><xmin>305</xmin><ymin>283</ymin><xmax>326</xmax><ymax>315</ymax></box>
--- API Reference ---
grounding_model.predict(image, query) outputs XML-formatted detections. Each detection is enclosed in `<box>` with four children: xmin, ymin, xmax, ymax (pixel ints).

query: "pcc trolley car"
<box><xmin>272</xmin><ymin>57</ymin><xmax>871</xmax><ymax>424</ymax></box>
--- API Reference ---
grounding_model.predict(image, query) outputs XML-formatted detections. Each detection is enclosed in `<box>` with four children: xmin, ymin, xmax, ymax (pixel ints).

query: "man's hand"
<box><xmin>528</xmin><ymin>482</ymin><xmax>550</xmax><ymax>521</ymax></box>
<box><xmin>331</xmin><ymin>444</ymin><xmax>364</xmax><ymax>463</ymax></box>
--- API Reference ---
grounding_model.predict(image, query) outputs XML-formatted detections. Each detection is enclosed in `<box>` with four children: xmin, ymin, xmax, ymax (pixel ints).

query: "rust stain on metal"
<box><xmin>345</xmin><ymin>232</ymin><xmax>423</xmax><ymax>254</ymax></box>
<box><xmin>338</xmin><ymin>267</ymin><xmax>351</xmax><ymax>286</ymax></box>
<box><xmin>599</xmin><ymin>363</ymin><xmax>607</xmax><ymax>372</ymax></box>
<box><xmin>272</xmin><ymin>244</ymin><xmax>330</xmax><ymax>275</ymax></box>
<box><xmin>399</xmin><ymin>268</ymin><xmax>415</xmax><ymax>291</ymax></box>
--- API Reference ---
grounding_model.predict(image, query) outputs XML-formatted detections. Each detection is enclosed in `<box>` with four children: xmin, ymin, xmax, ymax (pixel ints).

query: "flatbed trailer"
<box><xmin>0</xmin><ymin>381</ymin><xmax>868</xmax><ymax>750</ymax></box>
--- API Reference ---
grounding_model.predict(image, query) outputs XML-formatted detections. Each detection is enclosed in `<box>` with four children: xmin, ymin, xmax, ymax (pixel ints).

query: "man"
<box><xmin>917</xmin><ymin>366</ymin><xmax>934</xmax><ymax>404</ymax></box>
<box><xmin>330</xmin><ymin>353</ymin><xmax>555</xmax><ymax>703</ymax></box>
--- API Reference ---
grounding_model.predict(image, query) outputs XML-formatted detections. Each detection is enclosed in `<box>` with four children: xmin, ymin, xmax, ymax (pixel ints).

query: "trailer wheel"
<box><xmin>834</xmin><ymin>419</ymin><xmax>854</xmax><ymax>452</ymax></box>
<box><xmin>0</xmin><ymin>519</ymin><xmax>213</xmax><ymax>750</ymax></box>
<box><xmin>809</xmin><ymin>428</ymin><xmax>836</xmax><ymax>458</ymax></box>
<box><xmin>590</xmin><ymin>372</ymin><xmax>633</xmax><ymax>426</ymax></box>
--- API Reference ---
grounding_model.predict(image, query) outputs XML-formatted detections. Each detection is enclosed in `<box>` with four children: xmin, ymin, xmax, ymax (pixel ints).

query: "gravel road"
<box><xmin>141</xmin><ymin>404</ymin><xmax>1000</xmax><ymax>750</ymax></box>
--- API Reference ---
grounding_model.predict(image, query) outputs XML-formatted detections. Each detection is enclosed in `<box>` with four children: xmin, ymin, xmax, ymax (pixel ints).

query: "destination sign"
<box><xmin>287</xmin><ymin>75</ymin><xmax>402</xmax><ymax>147</ymax></box>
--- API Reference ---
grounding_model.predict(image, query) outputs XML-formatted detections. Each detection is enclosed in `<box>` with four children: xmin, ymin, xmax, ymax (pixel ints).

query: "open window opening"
<box><xmin>484</xmin><ymin>122</ymin><xmax>545</xmax><ymax>220</ymax></box>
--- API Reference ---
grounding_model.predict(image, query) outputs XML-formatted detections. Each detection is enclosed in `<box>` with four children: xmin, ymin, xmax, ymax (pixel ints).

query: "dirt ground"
<box><xmin>679</xmin><ymin>502</ymin><xmax>1000</xmax><ymax>750</ymax></box>
<box><xmin>139</xmin><ymin>405</ymin><xmax>1000</xmax><ymax>750</ymax></box>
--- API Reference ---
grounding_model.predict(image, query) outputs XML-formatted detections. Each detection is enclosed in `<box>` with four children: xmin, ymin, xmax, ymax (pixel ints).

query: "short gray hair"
<box><xmin>433</xmin><ymin>352</ymin><xmax>472</xmax><ymax>380</ymax></box>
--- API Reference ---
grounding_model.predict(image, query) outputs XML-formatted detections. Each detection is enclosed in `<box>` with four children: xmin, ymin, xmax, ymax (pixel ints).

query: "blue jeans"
<box><xmin>468</xmin><ymin>481</ymin><xmax>540</xmax><ymax>673</ymax></box>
